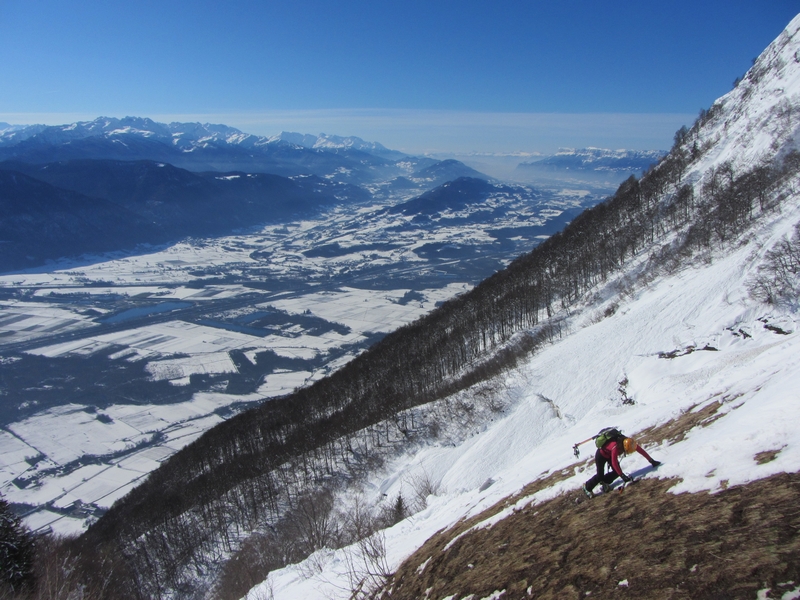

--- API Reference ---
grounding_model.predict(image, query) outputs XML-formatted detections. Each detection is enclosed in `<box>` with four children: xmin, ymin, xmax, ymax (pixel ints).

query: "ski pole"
<box><xmin>572</xmin><ymin>437</ymin><xmax>594</xmax><ymax>458</ymax></box>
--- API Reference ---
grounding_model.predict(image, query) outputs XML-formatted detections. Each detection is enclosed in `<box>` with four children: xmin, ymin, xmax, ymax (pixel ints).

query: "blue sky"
<box><xmin>0</xmin><ymin>1</ymin><xmax>797</xmax><ymax>153</ymax></box>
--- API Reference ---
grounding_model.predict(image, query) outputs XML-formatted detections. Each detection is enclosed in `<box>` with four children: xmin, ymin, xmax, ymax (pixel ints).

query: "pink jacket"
<box><xmin>600</xmin><ymin>440</ymin><xmax>654</xmax><ymax>476</ymax></box>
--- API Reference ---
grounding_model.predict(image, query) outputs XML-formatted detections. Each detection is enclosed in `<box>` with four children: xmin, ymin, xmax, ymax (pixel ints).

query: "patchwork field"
<box><xmin>0</xmin><ymin>185</ymin><xmax>599</xmax><ymax>534</ymax></box>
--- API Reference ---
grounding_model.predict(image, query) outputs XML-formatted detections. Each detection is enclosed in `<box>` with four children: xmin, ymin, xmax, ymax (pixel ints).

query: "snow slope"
<box><xmin>691</xmin><ymin>17</ymin><xmax>800</xmax><ymax>174</ymax></box>
<box><xmin>246</xmin><ymin>13</ymin><xmax>800</xmax><ymax>600</ymax></box>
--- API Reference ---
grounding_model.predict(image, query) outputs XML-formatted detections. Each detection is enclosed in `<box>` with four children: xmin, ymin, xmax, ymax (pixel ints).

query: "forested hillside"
<box><xmin>0</xmin><ymin>159</ymin><xmax>368</xmax><ymax>271</ymax></box>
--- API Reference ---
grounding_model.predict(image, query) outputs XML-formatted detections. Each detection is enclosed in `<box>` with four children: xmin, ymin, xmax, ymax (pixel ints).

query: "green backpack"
<box><xmin>594</xmin><ymin>427</ymin><xmax>624</xmax><ymax>449</ymax></box>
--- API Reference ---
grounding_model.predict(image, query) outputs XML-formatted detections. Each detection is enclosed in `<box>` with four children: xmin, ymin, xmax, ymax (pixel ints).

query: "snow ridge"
<box><xmin>688</xmin><ymin>13</ymin><xmax>800</xmax><ymax>175</ymax></box>
<box><xmin>0</xmin><ymin>117</ymin><xmax>397</xmax><ymax>158</ymax></box>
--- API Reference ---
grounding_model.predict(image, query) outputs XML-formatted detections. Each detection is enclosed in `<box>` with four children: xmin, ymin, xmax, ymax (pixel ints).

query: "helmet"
<box><xmin>623</xmin><ymin>437</ymin><xmax>638</xmax><ymax>454</ymax></box>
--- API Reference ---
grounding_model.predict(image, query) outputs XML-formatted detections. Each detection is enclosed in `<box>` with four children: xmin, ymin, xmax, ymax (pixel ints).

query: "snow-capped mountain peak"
<box><xmin>0</xmin><ymin>117</ymin><xmax>406</xmax><ymax>161</ymax></box>
<box><xmin>265</xmin><ymin>131</ymin><xmax>321</xmax><ymax>148</ymax></box>
<box><xmin>264</xmin><ymin>130</ymin><xmax>398</xmax><ymax>155</ymax></box>
<box><xmin>0</xmin><ymin>116</ymin><xmax>249</xmax><ymax>148</ymax></box>
<box><xmin>683</xmin><ymin>13</ymin><xmax>800</xmax><ymax>175</ymax></box>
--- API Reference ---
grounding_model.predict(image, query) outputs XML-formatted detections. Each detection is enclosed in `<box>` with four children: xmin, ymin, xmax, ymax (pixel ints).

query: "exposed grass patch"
<box><xmin>386</xmin><ymin>473</ymin><xmax>800</xmax><ymax>600</ymax></box>
<box><xmin>403</xmin><ymin>467</ymin><xmax>578</xmax><ymax>574</ymax></box>
<box><xmin>636</xmin><ymin>400</ymin><xmax>724</xmax><ymax>447</ymax></box>
<box><xmin>755</xmin><ymin>447</ymin><xmax>785</xmax><ymax>465</ymax></box>
<box><xmin>382</xmin><ymin>401</ymin><xmax>800</xmax><ymax>599</ymax></box>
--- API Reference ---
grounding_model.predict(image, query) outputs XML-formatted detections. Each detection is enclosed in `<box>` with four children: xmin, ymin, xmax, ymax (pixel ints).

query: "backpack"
<box><xmin>594</xmin><ymin>427</ymin><xmax>624</xmax><ymax>449</ymax></box>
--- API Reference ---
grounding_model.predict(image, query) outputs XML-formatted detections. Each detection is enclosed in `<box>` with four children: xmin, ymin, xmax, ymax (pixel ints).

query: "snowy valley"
<box><xmin>0</xmin><ymin>173</ymin><xmax>595</xmax><ymax>536</ymax></box>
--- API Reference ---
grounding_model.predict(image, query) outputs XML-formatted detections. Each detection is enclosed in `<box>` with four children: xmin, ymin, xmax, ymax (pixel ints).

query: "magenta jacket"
<box><xmin>600</xmin><ymin>440</ymin><xmax>655</xmax><ymax>476</ymax></box>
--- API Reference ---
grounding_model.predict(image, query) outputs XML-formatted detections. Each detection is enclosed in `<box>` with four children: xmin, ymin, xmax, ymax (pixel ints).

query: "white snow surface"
<box><xmin>247</xmin><ymin>14</ymin><xmax>800</xmax><ymax>600</ymax></box>
<box><xmin>691</xmin><ymin>13</ymin><xmax>800</xmax><ymax>175</ymax></box>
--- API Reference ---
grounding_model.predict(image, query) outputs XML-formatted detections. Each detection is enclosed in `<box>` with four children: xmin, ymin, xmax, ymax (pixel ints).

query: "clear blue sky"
<box><xmin>0</xmin><ymin>1</ymin><xmax>797</xmax><ymax>153</ymax></box>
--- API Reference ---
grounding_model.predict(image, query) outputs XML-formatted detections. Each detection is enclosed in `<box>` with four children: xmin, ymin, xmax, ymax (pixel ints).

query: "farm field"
<box><xmin>0</xmin><ymin>184</ymin><xmax>597</xmax><ymax>534</ymax></box>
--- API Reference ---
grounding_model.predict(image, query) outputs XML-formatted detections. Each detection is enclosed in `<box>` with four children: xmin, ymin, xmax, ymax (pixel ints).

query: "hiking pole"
<box><xmin>572</xmin><ymin>437</ymin><xmax>594</xmax><ymax>458</ymax></box>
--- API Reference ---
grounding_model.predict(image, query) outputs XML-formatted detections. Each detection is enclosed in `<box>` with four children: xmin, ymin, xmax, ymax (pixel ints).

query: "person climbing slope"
<box><xmin>581</xmin><ymin>428</ymin><xmax>661</xmax><ymax>498</ymax></box>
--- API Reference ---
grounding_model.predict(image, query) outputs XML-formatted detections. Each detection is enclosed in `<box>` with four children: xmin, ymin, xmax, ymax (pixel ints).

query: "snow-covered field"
<box><xmin>0</xmin><ymin>281</ymin><xmax>470</xmax><ymax>535</ymax></box>
<box><xmin>0</xmin><ymin>299</ymin><xmax>98</xmax><ymax>346</ymax></box>
<box><xmin>0</xmin><ymin>175</ymin><xmax>591</xmax><ymax>536</ymax></box>
<box><xmin>0</xmin><ymin>392</ymin><xmax>246</xmax><ymax>534</ymax></box>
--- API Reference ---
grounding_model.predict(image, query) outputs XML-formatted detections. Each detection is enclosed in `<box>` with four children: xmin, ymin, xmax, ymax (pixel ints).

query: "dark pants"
<box><xmin>584</xmin><ymin>449</ymin><xmax>620</xmax><ymax>491</ymax></box>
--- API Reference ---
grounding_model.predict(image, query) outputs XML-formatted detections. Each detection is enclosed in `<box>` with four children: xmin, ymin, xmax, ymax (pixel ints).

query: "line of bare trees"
<box><xmin>749</xmin><ymin>221</ymin><xmax>800</xmax><ymax>307</ymax></box>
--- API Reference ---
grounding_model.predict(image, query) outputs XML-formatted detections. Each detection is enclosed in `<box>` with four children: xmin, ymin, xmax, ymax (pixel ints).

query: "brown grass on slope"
<box><xmin>383</xmin><ymin>401</ymin><xmax>800</xmax><ymax>599</ymax></box>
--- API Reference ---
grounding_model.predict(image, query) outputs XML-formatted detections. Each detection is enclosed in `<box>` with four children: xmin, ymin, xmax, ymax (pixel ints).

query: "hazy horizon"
<box><xmin>1</xmin><ymin>1</ymin><xmax>796</xmax><ymax>155</ymax></box>
<box><xmin>0</xmin><ymin>109</ymin><xmax>696</xmax><ymax>155</ymax></box>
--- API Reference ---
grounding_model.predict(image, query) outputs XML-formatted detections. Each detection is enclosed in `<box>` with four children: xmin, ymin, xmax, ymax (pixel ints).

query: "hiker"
<box><xmin>582</xmin><ymin>431</ymin><xmax>660</xmax><ymax>498</ymax></box>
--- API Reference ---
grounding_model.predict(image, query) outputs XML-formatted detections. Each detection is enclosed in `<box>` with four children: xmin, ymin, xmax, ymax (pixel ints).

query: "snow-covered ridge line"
<box><xmin>552</xmin><ymin>147</ymin><xmax>664</xmax><ymax>159</ymax></box>
<box><xmin>0</xmin><ymin>116</ymin><xmax>397</xmax><ymax>157</ymax></box>
<box><xmin>265</xmin><ymin>131</ymin><xmax>394</xmax><ymax>154</ymax></box>
<box><xmin>516</xmin><ymin>147</ymin><xmax>666</xmax><ymax>174</ymax></box>
<box><xmin>686</xmin><ymin>12</ymin><xmax>800</xmax><ymax>175</ymax></box>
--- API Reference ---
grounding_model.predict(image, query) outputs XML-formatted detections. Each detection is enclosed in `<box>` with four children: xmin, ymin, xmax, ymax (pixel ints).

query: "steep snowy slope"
<box><xmin>248</xmin><ymin>13</ymin><xmax>800</xmax><ymax>600</ymax></box>
<box><xmin>690</xmin><ymin>19</ymin><xmax>800</xmax><ymax>174</ymax></box>
<box><xmin>255</xmin><ymin>169</ymin><xmax>800</xmax><ymax>600</ymax></box>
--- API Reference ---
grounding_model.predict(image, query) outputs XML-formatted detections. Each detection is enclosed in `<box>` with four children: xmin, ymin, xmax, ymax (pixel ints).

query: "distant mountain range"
<box><xmin>0</xmin><ymin>117</ymin><xmax>662</xmax><ymax>185</ymax></box>
<box><xmin>0</xmin><ymin>117</ymin><xmax>504</xmax><ymax>271</ymax></box>
<box><xmin>0</xmin><ymin>122</ymin><xmax>23</xmax><ymax>133</ymax></box>
<box><xmin>265</xmin><ymin>131</ymin><xmax>406</xmax><ymax>160</ymax></box>
<box><xmin>0</xmin><ymin>116</ymin><xmax>666</xmax><ymax>272</ymax></box>
<box><xmin>0</xmin><ymin>117</ymin><xmax>432</xmax><ymax>184</ymax></box>
<box><xmin>515</xmin><ymin>147</ymin><xmax>665</xmax><ymax>185</ymax></box>
<box><xmin>0</xmin><ymin>117</ymin><xmax>384</xmax><ymax>155</ymax></box>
